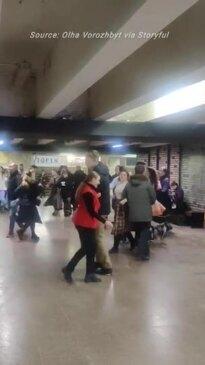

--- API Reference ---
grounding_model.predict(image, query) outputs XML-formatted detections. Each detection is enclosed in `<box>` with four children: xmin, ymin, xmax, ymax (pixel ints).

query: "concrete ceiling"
<box><xmin>38</xmin><ymin>0</ymin><xmax>198</xmax><ymax>118</ymax></box>
<box><xmin>90</xmin><ymin>0</ymin><xmax>205</xmax><ymax>121</ymax></box>
<box><xmin>0</xmin><ymin>0</ymin><xmax>199</xmax><ymax>121</ymax></box>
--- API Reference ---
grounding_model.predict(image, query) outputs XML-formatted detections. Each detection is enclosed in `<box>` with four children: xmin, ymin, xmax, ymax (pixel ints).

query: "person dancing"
<box><xmin>15</xmin><ymin>172</ymin><xmax>43</xmax><ymax>242</ymax></box>
<box><xmin>62</xmin><ymin>171</ymin><xmax>113</xmax><ymax>284</ymax></box>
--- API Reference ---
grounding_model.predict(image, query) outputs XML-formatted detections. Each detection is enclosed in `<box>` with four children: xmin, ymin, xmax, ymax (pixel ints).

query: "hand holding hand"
<box><xmin>120</xmin><ymin>198</ymin><xmax>127</xmax><ymax>205</ymax></box>
<box><xmin>105</xmin><ymin>221</ymin><xmax>113</xmax><ymax>230</ymax></box>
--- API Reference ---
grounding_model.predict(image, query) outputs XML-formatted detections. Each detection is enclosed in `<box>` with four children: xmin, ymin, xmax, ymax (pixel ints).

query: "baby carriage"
<box><xmin>151</xmin><ymin>200</ymin><xmax>173</xmax><ymax>241</ymax></box>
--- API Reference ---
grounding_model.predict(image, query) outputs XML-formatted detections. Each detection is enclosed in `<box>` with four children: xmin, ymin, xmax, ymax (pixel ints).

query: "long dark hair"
<box><xmin>148</xmin><ymin>167</ymin><xmax>159</xmax><ymax>192</ymax></box>
<box><xmin>160</xmin><ymin>168</ymin><xmax>169</xmax><ymax>181</ymax></box>
<box><xmin>75</xmin><ymin>171</ymin><xmax>99</xmax><ymax>203</ymax></box>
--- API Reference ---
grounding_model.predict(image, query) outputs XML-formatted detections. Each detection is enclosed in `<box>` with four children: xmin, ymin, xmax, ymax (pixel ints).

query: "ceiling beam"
<box><xmin>91</xmin><ymin>1</ymin><xmax>204</xmax><ymax>121</ymax></box>
<box><xmin>38</xmin><ymin>0</ymin><xmax>197</xmax><ymax>118</ymax></box>
<box><xmin>1</xmin><ymin>105</ymin><xmax>205</xmax><ymax>142</ymax></box>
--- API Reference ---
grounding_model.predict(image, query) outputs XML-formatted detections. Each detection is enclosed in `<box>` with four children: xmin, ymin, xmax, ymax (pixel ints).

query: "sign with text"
<box><xmin>32</xmin><ymin>155</ymin><xmax>67</xmax><ymax>167</ymax></box>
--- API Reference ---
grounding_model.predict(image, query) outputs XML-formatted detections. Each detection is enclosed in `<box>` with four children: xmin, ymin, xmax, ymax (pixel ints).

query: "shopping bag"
<box><xmin>152</xmin><ymin>200</ymin><xmax>166</xmax><ymax>217</ymax></box>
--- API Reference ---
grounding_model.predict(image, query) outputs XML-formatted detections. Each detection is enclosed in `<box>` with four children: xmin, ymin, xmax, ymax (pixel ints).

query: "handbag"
<box><xmin>152</xmin><ymin>200</ymin><xmax>166</xmax><ymax>217</ymax></box>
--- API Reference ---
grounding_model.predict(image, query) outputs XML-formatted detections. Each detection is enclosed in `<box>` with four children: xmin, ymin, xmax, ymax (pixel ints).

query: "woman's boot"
<box><xmin>62</xmin><ymin>267</ymin><xmax>74</xmax><ymax>284</ymax></box>
<box><xmin>17</xmin><ymin>228</ymin><xmax>24</xmax><ymax>240</ymax></box>
<box><xmin>84</xmin><ymin>274</ymin><xmax>101</xmax><ymax>283</ymax></box>
<box><xmin>109</xmin><ymin>235</ymin><xmax>121</xmax><ymax>253</ymax></box>
<box><xmin>126</xmin><ymin>232</ymin><xmax>136</xmax><ymax>251</ymax></box>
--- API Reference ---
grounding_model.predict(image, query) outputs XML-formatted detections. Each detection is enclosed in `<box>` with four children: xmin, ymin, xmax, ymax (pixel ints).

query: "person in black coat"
<box><xmin>72</xmin><ymin>166</ymin><xmax>86</xmax><ymax>209</ymax></box>
<box><xmin>7</xmin><ymin>163</ymin><xmax>21</xmax><ymax>237</ymax></box>
<box><xmin>7</xmin><ymin>164</ymin><xmax>21</xmax><ymax>203</ymax></box>
<box><xmin>44</xmin><ymin>170</ymin><xmax>62</xmax><ymax>216</ymax></box>
<box><xmin>93</xmin><ymin>162</ymin><xmax>111</xmax><ymax>217</ymax></box>
<box><xmin>15</xmin><ymin>173</ymin><xmax>43</xmax><ymax>242</ymax></box>
<box><xmin>56</xmin><ymin>167</ymin><xmax>74</xmax><ymax>217</ymax></box>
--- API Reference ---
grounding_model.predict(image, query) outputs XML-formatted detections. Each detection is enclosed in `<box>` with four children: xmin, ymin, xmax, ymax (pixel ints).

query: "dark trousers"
<box><xmin>22</xmin><ymin>221</ymin><xmax>36</xmax><ymax>236</ymax></box>
<box><xmin>114</xmin><ymin>232</ymin><xmax>135</xmax><ymax>249</ymax></box>
<box><xmin>8</xmin><ymin>201</ymin><xmax>18</xmax><ymax>234</ymax></box>
<box><xmin>62</xmin><ymin>196</ymin><xmax>71</xmax><ymax>216</ymax></box>
<box><xmin>131</xmin><ymin>222</ymin><xmax>151</xmax><ymax>258</ymax></box>
<box><xmin>65</xmin><ymin>227</ymin><xmax>97</xmax><ymax>275</ymax></box>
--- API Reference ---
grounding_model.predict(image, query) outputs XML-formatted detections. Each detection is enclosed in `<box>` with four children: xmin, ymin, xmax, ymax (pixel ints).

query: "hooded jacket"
<box><xmin>93</xmin><ymin>162</ymin><xmax>110</xmax><ymax>216</ymax></box>
<box><xmin>122</xmin><ymin>174</ymin><xmax>156</xmax><ymax>222</ymax></box>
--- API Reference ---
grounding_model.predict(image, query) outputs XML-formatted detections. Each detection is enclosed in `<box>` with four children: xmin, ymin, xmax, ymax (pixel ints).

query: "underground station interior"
<box><xmin>0</xmin><ymin>1</ymin><xmax>205</xmax><ymax>364</ymax></box>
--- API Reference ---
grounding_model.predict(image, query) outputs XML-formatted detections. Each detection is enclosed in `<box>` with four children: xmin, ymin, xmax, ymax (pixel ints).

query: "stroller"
<box><xmin>151</xmin><ymin>218</ymin><xmax>173</xmax><ymax>241</ymax></box>
<box><xmin>151</xmin><ymin>200</ymin><xmax>173</xmax><ymax>241</ymax></box>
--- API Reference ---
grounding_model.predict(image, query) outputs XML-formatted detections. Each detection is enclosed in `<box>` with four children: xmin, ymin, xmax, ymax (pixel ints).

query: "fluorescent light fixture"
<box><xmin>112</xmin><ymin>144</ymin><xmax>123</xmax><ymax>148</ymax></box>
<box><xmin>154</xmin><ymin>80</ymin><xmax>205</xmax><ymax>118</ymax></box>
<box><xmin>124</xmin><ymin>154</ymin><xmax>137</xmax><ymax>158</ymax></box>
<box><xmin>108</xmin><ymin>80</ymin><xmax>205</xmax><ymax>122</ymax></box>
<box><xmin>0</xmin><ymin>140</ymin><xmax>4</xmax><ymax>145</ymax></box>
<box><xmin>11</xmin><ymin>138</ymin><xmax>24</xmax><ymax>145</ymax></box>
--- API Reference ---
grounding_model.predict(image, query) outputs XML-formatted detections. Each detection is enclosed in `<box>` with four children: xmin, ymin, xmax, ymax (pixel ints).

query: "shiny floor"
<box><xmin>0</xmin><ymin>207</ymin><xmax>205</xmax><ymax>365</ymax></box>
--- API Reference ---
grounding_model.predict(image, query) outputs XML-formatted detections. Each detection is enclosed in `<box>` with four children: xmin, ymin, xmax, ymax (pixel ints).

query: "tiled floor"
<box><xmin>0</xmin><ymin>207</ymin><xmax>205</xmax><ymax>365</ymax></box>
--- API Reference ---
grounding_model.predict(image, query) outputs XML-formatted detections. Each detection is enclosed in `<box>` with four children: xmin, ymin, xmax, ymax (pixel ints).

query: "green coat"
<box><xmin>123</xmin><ymin>174</ymin><xmax>156</xmax><ymax>222</ymax></box>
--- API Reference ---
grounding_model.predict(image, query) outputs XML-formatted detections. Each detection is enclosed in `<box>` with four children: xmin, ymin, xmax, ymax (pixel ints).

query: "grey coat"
<box><xmin>123</xmin><ymin>174</ymin><xmax>156</xmax><ymax>222</ymax></box>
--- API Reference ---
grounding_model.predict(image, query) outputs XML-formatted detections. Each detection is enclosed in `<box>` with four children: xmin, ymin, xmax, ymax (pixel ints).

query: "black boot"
<box><xmin>109</xmin><ymin>235</ymin><xmax>120</xmax><ymax>253</ymax></box>
<box><xmin>31</xmin><ymin>234</ymin><xmax>40</xmax><ymax>243</ymax></box>
<box><xmin>109</xmin><ymin>246</ymin><xmax>119</xmax><ymax>254</ymax></box>
<box><xmin>126</xmin><ymin>232</ymin><xmax>136</xmax><ymax>251</ymax></box>
<box><xmin>84</xmin><ymin>274</ymin><xmax>101</xmax><ymax>283</ymax></box>
<box><xmin>62</xmin><ymin>267</ymin><xmax>73</xmax><ymax>284</ymax></box>
<box><xmin>17</xmin><ymin>229</ymin><xmax>24</xmax><ymax>241</ymax></box>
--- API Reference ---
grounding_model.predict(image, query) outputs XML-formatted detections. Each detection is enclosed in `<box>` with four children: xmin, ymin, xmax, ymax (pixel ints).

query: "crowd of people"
<box><xmin>0</xmin><ymin>151</ymin><xmax>187</xmax><ymax>284</ymax></box>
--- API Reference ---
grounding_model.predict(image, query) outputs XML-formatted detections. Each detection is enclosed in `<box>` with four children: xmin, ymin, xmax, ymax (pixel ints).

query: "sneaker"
<box><xmin>109</xmin><ymin>247</ymin><xmax>119</xmax><ymax>254</ymax></box>
<box><xmin>62</xmin><ymin>267</ymin><xmax>73</xmax><ymax>284</ymax></box>
<box><xmin>95</xmin><ymin>268</ymin><xmax>113</xmax><ymax>276</ymax></box>
<box><xmin>84</xmin><ymin>274</ymin><xmax>101</xmax><ymax>283</ymax></box>
<box><xmin>17</xmin><ymin>229</ymin><xmax>24</xmax><ymax>241</ymax></box>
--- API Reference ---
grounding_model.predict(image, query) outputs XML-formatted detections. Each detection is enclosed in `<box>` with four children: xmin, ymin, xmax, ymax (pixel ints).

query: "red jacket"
<box><xmin>72</xmin><ymin>183</ymin><xmax>100</xmax><ymax>229</ymax></box>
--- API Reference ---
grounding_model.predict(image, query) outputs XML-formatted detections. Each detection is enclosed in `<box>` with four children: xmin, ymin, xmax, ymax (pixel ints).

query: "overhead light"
<box><xmin>107</xmin><ymin>80</ymin><xmax>205</xmax><ymax>123</ymax></box>
<box><xmin>38</xmin><ymin>139</ymin><xmax>55</xmax><ymax>145</ymax></box>
<box><xmin>11</xmin><ymin>138</ymin><xmax>24</xmax><ymax>145</ymax></box>
<box><xmin>124</xmin><ymin>154</ymin><xmax>137</xmax><ymax>158</ymax></box>
<box><xmin>154</xmin><ymin>80</ymin><xmax>205</xmax><ymax>118</ymax></box>
<box><xmin>0</xmin><ymin>140</ymin><xmax>4</xmax><ymax>145</ymax></box>
<box><xmin>112</xmin><ymin>144</ymin><xmax>123</xmax><ymax>148</ymax></box>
